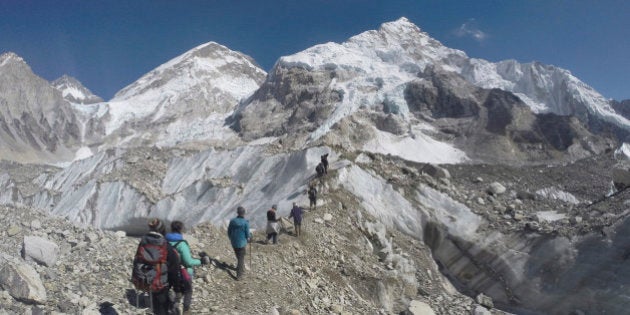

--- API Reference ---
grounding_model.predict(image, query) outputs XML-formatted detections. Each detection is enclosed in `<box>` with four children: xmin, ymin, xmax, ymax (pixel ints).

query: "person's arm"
<box><xmin>178</xmin><ymin>241</ymin><xmax>201</xmax><ymax>267</ymax></box>
<box><xmin>245</xmin><ymin>221</ymin><xmax>252</xmax><ymax>240</ymax></box>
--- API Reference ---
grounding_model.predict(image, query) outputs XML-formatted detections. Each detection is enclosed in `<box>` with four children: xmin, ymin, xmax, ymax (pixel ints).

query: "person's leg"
<box><xmin>234</xmin><ymin>247</ymin><xmax>246</xmax><ymax>279</ymax></box>
<box><xmin>272</xmin><ymin>232</ymin><xmax>277</xmax><ymax>244</ymax></box>
<box><xmin>151</xmin><ymin>289</ymin><xmax>171</xmax><ymax>315</ymax></box>
<box><xmin>182</xmin><ymin>286</ymin><xmax>193</xmax><ymax>314</ymax></box>
<box><xmin>295</xmin><ymin>223</ymin><xmax>301</xmax><ymax>237</ymax></box>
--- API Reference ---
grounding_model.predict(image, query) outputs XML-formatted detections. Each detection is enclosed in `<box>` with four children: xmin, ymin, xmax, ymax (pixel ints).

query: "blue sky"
<box><xmin>1</xmin><ymin>1</ymin><xmax>628</xmax><ymax>101</ymax></box>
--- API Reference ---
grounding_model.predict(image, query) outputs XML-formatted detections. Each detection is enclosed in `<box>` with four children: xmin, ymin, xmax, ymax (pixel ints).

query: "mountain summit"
<box><xmin>52</xmin><ymin>75</ymin><xmax>103</xmax><ymax>105</ymax></box>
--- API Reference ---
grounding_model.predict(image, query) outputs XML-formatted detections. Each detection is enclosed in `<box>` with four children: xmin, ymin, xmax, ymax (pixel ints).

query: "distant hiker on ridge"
<box><xmin>266</xmin><ymin>204</ymin><xmax>280</xmax><ymax>244</ymax></box>
<box><xmin>288</xmin><ymin>202</ymin><xmax>304</xmax><ymax>237</ymax></box>
<box><xmin>166</xmin><ymin>220</ymin><xmax>207</xmax><ymax>315</ymax></box>
<box><xmin>227</xmin><ymin>206</ymin><xmax>252</xmax><ymax>280</ymax></box>
<box><xmin>316</xmin><ymin>162</ymin><xmax>325</xmax><ymax>177</ymax></box>
<box><xmin>321</xmin><ymin>153</ymin><xmax>329</xmax><ymax>174</ymax></box>
<box><xmin>131</xmin><ymin>218</ymin><xmax>181</xmax><ymax>315</ymax></box>
<box><xmin>308</xmin><ymin>184</ymin><xmax>317</xmax><ymax>210</ymax></box>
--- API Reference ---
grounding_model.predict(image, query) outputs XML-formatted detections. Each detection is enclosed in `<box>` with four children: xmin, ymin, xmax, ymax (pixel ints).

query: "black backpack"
<box><xmin>316</xmin><ymin>163</ymin><xmax>324</xmax><ymax>176</ymax></box>
<box><xmin>131</xmin><ymin>233</ymin><xmax>169</xmax><ymax>292</ymax></box>
<box><xmin>172</xmin><ymin>240</ymin><xmax>192</xmax><ymax>293</ymax></box>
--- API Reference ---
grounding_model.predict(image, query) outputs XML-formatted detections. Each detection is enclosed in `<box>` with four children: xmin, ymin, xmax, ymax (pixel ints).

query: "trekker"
<box><xmin>166</xmin><ymin>221</ymin><xmax>206</xmax><ymax>315</ymax></box>
<box><xmin>316</xmin><ymin>163</ymin><xmax>325</xmax><ymax>177</ymax></box>
<box><xmin>321</xmin><ymin>153</ymin><xmax>329</xmax><ymax>174</ymax></box>
<box><xmin>266</xmin><ymin>205</ymin><xmax>280</xmax><ymax>244</ymax></box>
<box><xmin>227</xmin><ymin>206</ymin><xmax>252</xmax><ymax>280</ymax></box>
<box><xmin>288</xmin><ymin>202</ymin><xmax>304</xmax><ymax>237</ymax></box>
<box><xmin>131</xmin><ymin>218</ymin><xmax>181</xmax><ymax>315</ymax></box>
<box><xmin>308</xmin><ymin>185</ymin><xmax>317</xmax><ymax>210</ymax></box>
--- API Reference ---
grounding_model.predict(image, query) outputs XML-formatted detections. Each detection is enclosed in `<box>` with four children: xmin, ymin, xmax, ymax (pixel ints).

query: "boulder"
<box><xmin>23</xmin><ymin>236</ymin><xmax>59</xmax><ymax>267</ymax></box>
<box><xmin>408</xmin><ymin>300</ymin><xmax>436</xmax><ymax>315</ymax></box>
<box><xmin>487</xmin><ymin>182</ymin><xmax>506</xmax><ymax>195</ymax></box>
<box><xmin>0</xmin><ymin>260</ymin><xmax>47</xmax><ymax>304</ymax></box>
<box><xmin>475</xmin><ymin>293</ymin><xmax>494</xmax><ymax>309</ymax></box>
<box><xmin>422</xmin><ymin>164</ymin><xmax>451</xmax><ymax>179</ymax></box>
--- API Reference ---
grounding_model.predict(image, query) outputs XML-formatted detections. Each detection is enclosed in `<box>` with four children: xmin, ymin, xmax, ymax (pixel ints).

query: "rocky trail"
<box><xmin>0</xmin><ymin>168</ymin><xmax>508</xmax><ymax>315</ymax></box>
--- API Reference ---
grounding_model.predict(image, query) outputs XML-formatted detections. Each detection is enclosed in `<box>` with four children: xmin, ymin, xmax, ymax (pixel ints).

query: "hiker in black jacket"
<box><xmin>308</xmin><ymin>185</ymin><xmax>317</xmax><ymax>210</ymax></box>
<box><xmin>321</xmin><ymin>153</ymin><xmax>329</xmax><ymax>174</ymax></box>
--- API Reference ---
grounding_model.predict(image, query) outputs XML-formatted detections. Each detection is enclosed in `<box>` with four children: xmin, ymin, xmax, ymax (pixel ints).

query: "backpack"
<box><xmin>316</xmin><ymin>163</ymin><xmax>324</xmax><ymax>176</ymax></box>
<box><xmin>131</xmin><ymin>233</ymin><xmax>169</xmax><ymax>292</ymax></box>
<box><xmin>172</xmin><ymin>240</ymin><xmax>193</xmax><ymax>293</ymax></box>
<box><xmin>308</xmin><ymin>187</ymin><xmax>317</xmax><ymax>199</ymax></box>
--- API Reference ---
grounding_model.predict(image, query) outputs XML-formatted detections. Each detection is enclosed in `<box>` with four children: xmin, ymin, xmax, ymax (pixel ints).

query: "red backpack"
<box><xmin>131</xmin><ymin>232</ymin><xmax>169</xmax><ymax>292</ymax></box>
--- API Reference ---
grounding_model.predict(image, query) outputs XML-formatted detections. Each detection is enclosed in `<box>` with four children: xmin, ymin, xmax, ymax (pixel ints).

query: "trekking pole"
<box><xmin>249</xmin><ymin>241</ymin><xmax>252</xmax><ymax>270</ymax></box>
<box><xmin>149</xmin><ymin>291</ymin><xmax>154</xmax><ymax>314</ymax></box>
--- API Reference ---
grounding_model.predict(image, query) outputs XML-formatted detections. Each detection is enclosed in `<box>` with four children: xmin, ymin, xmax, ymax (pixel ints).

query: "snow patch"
<box><xmin>362</xmin><ymin>127</ymin><xmax>468</xmax><ymax>164</ymax></box>
<box><xmin>536</xmin><ymin>187</ymin><xmax>580</xmax><ymax>204</ymax></box>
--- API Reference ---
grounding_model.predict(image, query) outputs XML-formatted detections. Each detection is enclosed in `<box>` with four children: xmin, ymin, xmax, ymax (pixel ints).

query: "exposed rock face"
<box><xmin>232</xmin><ymin>66</ymin><xmax>341</xmax><ymax>141</ymax></box>
<box><xmin>611</xmin><ymin>99</ymin><xmax>630</xmax><ymax>119</ymax></box>
<box><xmin>0</xmin><ymin>52</ymin><xmax>81</xmax><ymax>163</ymax></box>
<box><xmin>405</xmin><ymin>68</ymin><xmax>615</xmax><ymax>163</ymax></box>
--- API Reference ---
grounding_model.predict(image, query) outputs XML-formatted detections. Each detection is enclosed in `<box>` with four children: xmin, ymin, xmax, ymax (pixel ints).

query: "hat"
<box><xmin>271</xmin><ymin>204</ymin><xmax>277</xmax><ymax>210</ymax></box>
<box><xmin>148</xmin><ymin>218</ymin><xmax>165</xmax><ymax>234</ymax></box>
<box><xmin>237</xmin><ymin>206</ymin><xmax>246</xmax><ymax>216</ymax></box>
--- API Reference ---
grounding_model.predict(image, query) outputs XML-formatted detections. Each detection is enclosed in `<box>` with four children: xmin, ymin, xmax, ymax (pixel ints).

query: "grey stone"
<box><xmin>408</xmin><ymin>300</ymin><xmax>436</xmax><ymax>315</ymax></box>
<box><xmin>472</xmin><ymin>305</ymin><xmax>491</xmax><ymax>315</ymax></box>
<box><xmin>475</xmin><ymin>293</ymin><xmax>493</xmax><ymax>309</ymax></box>
<box><xmin>7</xmin><ymin>226</ymin><xmax>20</xmax><ymax>237</ymax></box>
<box><xmin>422</xmin><ymin>164</ymin><xmax>451</xmax><ymax>179</ymax></box>
<box><xmin>23</xmin><ymin>236</ymin><xmax>59</xmax><ymax>267</ymax></box>
<box><xmin>0</xmin><ymin>261</ymin><xmax>47</xmax><ymax>304</ymax></box>
<box><xmin>488</xmin><ymin>182</ymin><xmax>506</xmax><ymax>195</ymax></box>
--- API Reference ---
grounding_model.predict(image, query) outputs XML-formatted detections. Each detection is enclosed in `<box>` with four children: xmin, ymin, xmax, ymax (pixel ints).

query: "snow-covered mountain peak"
<box><xmin>52</xmin><ymin>75</ymin><xmax>103</xmax><ymax>104</ymax></box>
<box><xmin>112</xmin><ymin>41</ymin><xmax>266</xmax><ymax>102</ymax></box>
<box><xmin>278</xmin><ymin>17</ymin><xmax>464</xmax><ymax>73</ymax></box>
<box><xmin>0</xmin><ymin>52</ymin><xmax>26</xmax><ymax>67</ymax></box>
<box><xmin>86</xmin><ymin>41</ymin><xmax>267</xmax><ymax>147</ymax></box>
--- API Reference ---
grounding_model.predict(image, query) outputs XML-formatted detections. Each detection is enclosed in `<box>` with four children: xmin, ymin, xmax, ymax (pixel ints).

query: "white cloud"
<box><xmin>454</xmin><ymin>19</ymin><xmax>488</xmax><ymax>42</ymax></box>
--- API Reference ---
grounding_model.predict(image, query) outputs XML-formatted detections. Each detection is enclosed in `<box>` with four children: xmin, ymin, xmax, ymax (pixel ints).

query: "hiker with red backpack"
<box><xmin>166</xmin><ymin>221</ymin><xmax>207</xmax><ymax>315</ymax></box>
<box><xmin>131</xmin><ymin>218</ymin><xmax>181</xmax><ymax>315</ymax></box>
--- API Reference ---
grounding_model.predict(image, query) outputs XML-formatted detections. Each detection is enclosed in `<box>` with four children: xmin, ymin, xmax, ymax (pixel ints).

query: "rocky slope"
<box><xmin>0</xmin><ymin>185</ymin><xmax>509</xmax><ymax>315</ymax></box>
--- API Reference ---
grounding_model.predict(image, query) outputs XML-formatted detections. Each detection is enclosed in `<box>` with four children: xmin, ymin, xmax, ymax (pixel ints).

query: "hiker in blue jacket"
<box><xmin>288</xmin><ymin>202</ymin><xmax>304</xmax><ymax>237</ymax></box>
<box><xmin>166</xmin><ymin>221</ymin><xmax>205</xmax><ymax>315</ymax></box>
<box><xmin>227</xmin><ymin>206</ymin><xmax>252</xmax><ymax>280</ymax></box>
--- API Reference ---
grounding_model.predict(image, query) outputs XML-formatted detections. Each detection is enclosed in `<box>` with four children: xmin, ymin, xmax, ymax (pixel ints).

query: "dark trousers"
<box><xmin>294</xmin><ymin>222</ymin><xmax>302</xmax><ymax>237</ymax></box>
<box><xmin>175</xmin><ymin>285</ymin><xmax>193</xmax><ymax>312</ymax></box>
<box><xmin>266</xmin><ymin>232</ymin><xmax>278</xmax><ymax>244</ymax></box>
<box><xmin>309</xmin><ymin>197</ymin><xmax>316</xmax><ymax>209</ymax></box>
<box><xmin>151</xmin><ymin>288</ymin><xmax>173</xmax><ymax>315</ymax></box>
<box><xmin>233</xmin><ymin>246</ymin><xmax>246</xmax><ymax>279</ymax></box>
